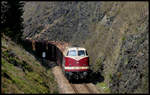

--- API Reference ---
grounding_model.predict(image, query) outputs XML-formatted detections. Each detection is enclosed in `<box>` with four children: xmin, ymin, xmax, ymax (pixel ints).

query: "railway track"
<box><xmin>70</xmin><ymin>84</ymin><xmax>79</xmax><ymax>94</ymax></box>
<box><xmin>70</xmin><ymin>83</ymin><xmax>97</xmax><ymax>93</ymax></box>
<box><xmin>51</xmin><ymin>65</ymin><xmax>100</xmax><ymax>94</ymax></box>
<box><xmin>83</xmin><ymin>84</ymin><xmax>94</xmax><ymax>93</ymax></box>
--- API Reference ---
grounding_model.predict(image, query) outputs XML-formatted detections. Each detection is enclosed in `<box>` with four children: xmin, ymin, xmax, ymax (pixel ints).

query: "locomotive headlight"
<box><xmin>83</xmin><ymin>72</ymin><xmax>87</xmax><ymax>76</ymax></box>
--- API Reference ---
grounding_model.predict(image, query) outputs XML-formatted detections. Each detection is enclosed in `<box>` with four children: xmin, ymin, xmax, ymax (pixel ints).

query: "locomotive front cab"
<box><xmin>63</xmin><ymin>47</ymin><xmax>89</xmax><ymax>80</ymax></box>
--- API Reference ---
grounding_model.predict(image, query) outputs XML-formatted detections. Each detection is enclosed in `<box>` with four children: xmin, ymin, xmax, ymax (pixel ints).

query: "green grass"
<box><xmin>1</xmin><ymin>35</ymin><xmax>58</xmax><ymax>94</ymax></box>
<box><xmin>122</xmin><ymin>36</ymin><xmax>126</xmax><ymax>41</ymax></box>
<box><xmin>96</xmin><ymin>82</ymin><xmax>110</xmax><ymax>93</ymax></box>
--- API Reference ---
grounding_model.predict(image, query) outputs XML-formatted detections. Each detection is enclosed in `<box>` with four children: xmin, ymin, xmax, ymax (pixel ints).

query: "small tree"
<box><xmin>1</xmin><ymin>0</ymin><xmax>24</xmax><ymax>43</ymax></box>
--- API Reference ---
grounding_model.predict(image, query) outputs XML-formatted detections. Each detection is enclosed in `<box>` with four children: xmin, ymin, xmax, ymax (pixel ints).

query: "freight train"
<box><xmin>22</xmin><ymin>39</ymin><xmax>89</xmax><ymax>80</ymax></box>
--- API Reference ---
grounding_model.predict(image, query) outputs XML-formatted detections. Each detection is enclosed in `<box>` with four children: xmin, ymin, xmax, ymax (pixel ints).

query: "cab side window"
<box><xmin>85</xmin><ymin>50</ymin><xmax>88</xmax><ymax>56</ymax></box>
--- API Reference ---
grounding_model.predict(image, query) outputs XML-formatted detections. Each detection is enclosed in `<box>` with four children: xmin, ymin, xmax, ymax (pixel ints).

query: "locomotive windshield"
<box><xmin>67</xmin><ymin>50</ymin><xmax>77</xmax><ymax>56</ymax></box>
<box><xmin>67</xmin><ymin>48</ymin><xmax>88</xmax><ymax>56</ymax></box>
<box><xmin>78</xmin><ymin>50</ymin><xmax>85</xmax><ymax>56</ymax></box>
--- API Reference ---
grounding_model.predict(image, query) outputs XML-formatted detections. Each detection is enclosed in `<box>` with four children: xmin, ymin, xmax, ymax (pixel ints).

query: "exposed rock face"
<box><xmin>110</xmin><ymin>27</ymin><xmax>148</xmax><ymax>93</ymax></box>
<box><xmin>88</xmin><ymin>2</ymin><xmax>148</xmax><ymax>93</ymax></box>
<box><xmin>23</xmin><ymin>1</ymin><xmax>101</xmax><ymax>44</ymax></box>
<box><xmin>23</xmin><ymin>1</ymin><xmax>149</xmax><ymax>93</ymax></box>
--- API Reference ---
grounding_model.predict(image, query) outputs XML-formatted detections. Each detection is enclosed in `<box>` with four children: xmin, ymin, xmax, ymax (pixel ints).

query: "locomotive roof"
<box><xmin>67</xmin><ymin>47</ymin><xmax>86</xmax><ymax>50</ymax></box>
<box><xmin>63</xmin><ymin>46</ymin><xmax>86</xmax><ymax>56</ymax></box>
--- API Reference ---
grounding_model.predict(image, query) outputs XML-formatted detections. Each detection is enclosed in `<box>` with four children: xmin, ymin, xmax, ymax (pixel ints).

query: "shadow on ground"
<box><xmin>22</xmin><ymin>46</ymin><xmax>59</xmax><ymax>70</ymax></box>
<box><xmin>21</xmin><ymin>39</ymin><xmax>63</xmax><ymax>70</ymax></box>
<box><xmin>35</xmin><ymin>57</ymin><xmax>58</xmax><ymax>70</ymax></box>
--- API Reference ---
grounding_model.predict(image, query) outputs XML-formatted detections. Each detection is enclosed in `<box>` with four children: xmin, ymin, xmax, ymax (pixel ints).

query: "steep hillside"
<box><xmin>22</xmin><ymin>1</ymin><xmax>149</xmax><ymax>93</ymax></box>
<box><xmin>1</xmin><ymin>35</ymin><xmax>58</xmax><ymax>94</ymax></box>
<box><xmin>83</xmin><ymin>2</ymin><xmax>149</xmax><ymax>93</ymax></box>
<box><xmin>23</xmin><ymin>1</ymin><xmax>102</xmax><ymax>45</ymax></box>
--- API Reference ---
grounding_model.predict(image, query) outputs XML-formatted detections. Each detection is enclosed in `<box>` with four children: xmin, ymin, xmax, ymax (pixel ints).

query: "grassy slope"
<box><xmin>1</xmin><ymin>35</ymin><xmax>58</xmax><ymax>94</ymax></box>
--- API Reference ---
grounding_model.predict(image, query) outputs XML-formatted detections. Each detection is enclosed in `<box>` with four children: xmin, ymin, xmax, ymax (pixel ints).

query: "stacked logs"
<box><xmin>22</xmin><ymin>38</ymin><xmax>69</xmax><ymax>66</ymax></box>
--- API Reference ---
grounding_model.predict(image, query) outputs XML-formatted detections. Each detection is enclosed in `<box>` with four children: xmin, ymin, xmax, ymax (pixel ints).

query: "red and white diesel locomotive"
<box><xmin>62</xmin><ymin>46</ymin><xmax>89</xmax><ymax>80</ymax></box>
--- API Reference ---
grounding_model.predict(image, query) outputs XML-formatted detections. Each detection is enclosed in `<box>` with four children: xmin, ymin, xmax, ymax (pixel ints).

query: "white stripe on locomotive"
<box><xmin>64</xmin><ymin>66</ymin><xmax>89</xmax><ymax>70</ymax></box>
